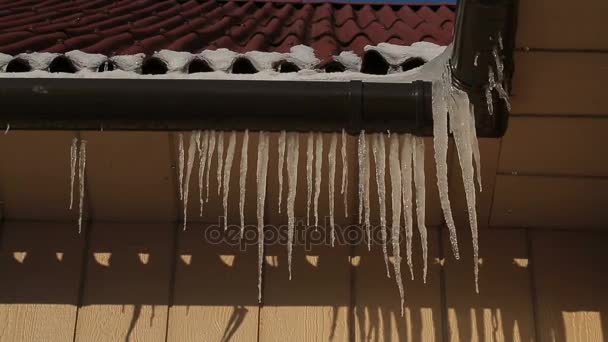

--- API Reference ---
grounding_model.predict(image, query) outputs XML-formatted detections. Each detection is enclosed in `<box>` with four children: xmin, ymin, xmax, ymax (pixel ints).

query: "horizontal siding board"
<box><xmin>83</xmin><ymin>132</ymin><xmax>177</xmax><ymax>222</ymax></box>
<box><xmin>499</xmin><ymin>117</ymin><xmax>608</xmax><ymax>176</ymax></box>
<box><xmin>167</xmin><ymin>224</ymin><xmax>259</xmax><ymax>342</ymax></box>
<box><xmin>490</xmin><ymin>175</ymin><xmax>608</xmax><ymax>229</ymax></box>
<box><xmin>532</xmin><ymin>231</ymin><xmax>608</xmax><ymax>342</ymax></box>
<box><xmin>510</xmin><ymin>52</ymin><xmax>608</xmax><ymax>116</ymax></box>
<box><xmin>516</xmin><ymin>0</ymin><xmax>608</xmax><ymax>50</ymax></box>
<box><xmin>0</xmin><ymin>222</ymin><xmax>84</xmax><ymax>342</ymax></box>
<box><xmin>75</xmin><ymin>223</ymin><xmax>173</xmax><ymax>342</ymax></box>
<box><xmin>443</xmin><ymin>229</ymin><xmax>536</xmax><ymax>342</ymax></box>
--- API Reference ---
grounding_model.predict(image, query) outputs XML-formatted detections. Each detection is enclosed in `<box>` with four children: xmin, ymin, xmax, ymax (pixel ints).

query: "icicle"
<box><xmin>205</xmin><ymin>130</ymin><xmax>216</xmax><ymax>202</ymax></box>
<box><xmin>492</xmin><ymin>46</ymin><xmax>504</xmax><ymax>83</ymax></box>
<box><xmin>216</xmin><ymin>131</ymin><xmax>225</xmax><ymax>196</ymax></box>
<box><xmin>286</xmin><ymin>132</ymin><xmax>299</xmax><ymax>280</ymax></box>
<box><xmin>469</xmin><ymin>104</ymin><xmax>483</xmax><ymax>192</ymax></box>
<box><xmin>485</xmin><ymin>84</ymin><xmax>495</xmax><ymax>116</ymax></box>
<box><xmin>432</xmin><ymin>68</ymin><xmax>460</xmax><ymax>260</ymax></box>
<box><xmin>313</xmin><ymin>133</ymin><xmax>323</xmax><ymax>227</ymax></box>
<box><xmin>372</xmin><ymin>133</ymin><xmax>390</xmax><ymax>278</ymax></box>
<box><xmin>473</xmin><ymin>53</ymin><xmax>479</xmax><ymax>67</ymax></box>
<box><xmin>389</xmin><ymin>134</ymin><xmax>405</xmax><ymax>314</ymax></box>
<box><xmin>239</xmin><ymin>130</ymin><xmax>249</xmax><ymax>237</ymax></box>
<box><xmin>69</xmin><ymin>137</ymin><xmax>78</xmax><ymax>210</ymax></box>
<box><xmin>412</xmin><ymin>137</ymin><xmax>428</xmax><ymax>283</ymax></box>
<box><xmin>183</xmin><ymin>131</ymin><xmax>200</xmax><ymax>231</ymax></box>
<box><xmin>256</xmin><ymin>131</ymin><xmax>270</xmax><ymax>303</ymax></box>
<box><xmin>358</xmin><ymin>131</ymin><xmax>371</xmax><ymax>250</ymax></box>
<box><xmin>448</xmin><ymin>89</ymin><xmax>480</xmax><ymax>293</ymax></box>
<box><xmin>328</xmin><ymin>133</ymin><xmax>337</xmax><ymax>246</ymax></box>
<box><xmin>222</xmin><ymin>131</ymin><xmax>236</xmax><ymax>227</ymax></box>
<box><xmin>277</xmin><ymin>130</ymin><xmax>286</xmax><ymax>213</ymax></box>
<box><xmin>77</xmin><ymin>139</ymin><xmax>87</xmax><ymax>234</ymax></box>
<box><xmin>177</xmin><ymin>133</ymin><xmax>185</xmax><ymax>201</ymax></box>
<box><xmin>4</xmin><ymin>124</ymin><xmax>9</xmax><ymax>135</ymax></box>
<box><xmin>488</xmin><ymin>66</ymin><xmax>511</xmax><ymax>112</ymax></box>
<box><xmin>340</xmin><ymin>129</ymin><xmax>349</xmax><ymax>218</ymax></box>
<box><xmin>306</xmin><ymin>132</ymin><xmax>314</xmax><ymax>226</ymax></box>
<box><xmin>400</xmin><ymin>134</ymin><xmax>415</xmax><ymax>280</ymax></box>
<box><xmin>198</xmin><ymin>131</ymin><xmax>209</xmax><ymax>216</ymax></box>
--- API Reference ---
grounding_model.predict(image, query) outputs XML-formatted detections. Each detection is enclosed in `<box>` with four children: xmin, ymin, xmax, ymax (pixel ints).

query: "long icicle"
<box><xmin>313</xmin><ymin>133</ymin><xmax>323</xmax><ymax>227</ymax></box>
<box><xmin>69</xmin><ymin>137</ymin><xmax>78</xmax><ymax>210</ymax></box>
<box><xmin>277</xmin><ymin>130</ymin><xmax>286</xmax><ymax>213</ymax></box>
<box><xmin>286</xmin><ymin>132</ymin><xmax>299</xmax><ymax>280</ymax></box>
<box><xmin>183</xmin><ymin>131</ymin><xmax>200</xmax><ymax>231</ymax></box>
<box><xmin>239</xmin><ymin>130</ymin><xmax>249</xmax><ymax>237</ymax></box>
<box><xmin>449</xmin><ymin>90</ymin><xmax>480</xmax><ymax>293</ymax></box>
<box><xmin>205</xmin><ymin>130</ymin><xmax>216</xmax><ymax>202</ymax></box>
<box><xmin>178</xmin><ymin>133</ymin><xmax>185</xmax><ymax>201</ymax></box>
<box><xmin>359</xmin><ymin>131</ymin><xmax>372</xmax><ymax>250</ymax></box>
<box><xmin>256</xmin><ymin>131</ymin><xmax>270</xmax><ymax>303</ymax></box>
<box><xmin>77</xmin><ymin>139</ymin><xmax>87</xmax><ymax>234</ymax></box>
<box><xmin>357</xmin><ymin>131</ymin><xmax>365</xmax><ymax>225</ymax></box>
<box><xmin>216</xmin><ymin>131</ymin><xmax>225</xmax><ymax>196</ymax></box>
<box><xmin>372</xmin><ymin>133</ymin><xmax>390</xmax><ymax>278</ymax></box>
<box><xmin>412</xmin><ymin>136</ymin><xmax>428</xmax><ymax>283</ymax></box>
<box><xmin>306</xmin><ymin>132</ymin><xmax>314</xmax><ymax>226</ymax></box>
<box><xmin>222</xmin><ymin>131</ymin><xmax>236</xmax><ymax>227</ymax></box>
<box><xmin>328</xmin><ymin>133</ymin><xmax>337</xmax><ymax>246</ymax></box>
<box><xmin>389</xmin><ymin>134</ymin><xmax>405</xmax><ymax>315</ymax></box>
<box><xmin>432</xmin><ymin>71</ymin><xmax>460</xmax><ymax>260</ymax></box>
<box><xmin>198</xmin><ymin>131</ymin><xmax>209</xmax><ymax>216</ymax></box>
<box><xmin>401</xmin><ymin>134</ymin><xmax>415</xmax><ymax>280</ymax></box>
<box><xmin>340</xmin><ymin>129</ymin><xmax>349</xmax><ymax>218</ymax></box>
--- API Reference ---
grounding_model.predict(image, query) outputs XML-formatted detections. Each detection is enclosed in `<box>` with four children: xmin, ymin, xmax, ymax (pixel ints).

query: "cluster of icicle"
<box><xmin>175</xmin><ymin>129</ymin><xmax>439</xmax><ymax>310</ymax></box>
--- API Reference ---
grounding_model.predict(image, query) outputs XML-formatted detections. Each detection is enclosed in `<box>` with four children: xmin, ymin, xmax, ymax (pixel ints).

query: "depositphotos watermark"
<box><xmin>203</xmin><ymin>216</ymin><xmax>404</xmax><ymax>252</ymax></box>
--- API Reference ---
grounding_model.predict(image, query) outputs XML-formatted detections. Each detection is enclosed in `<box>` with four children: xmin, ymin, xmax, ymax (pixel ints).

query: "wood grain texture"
<box><xmin>0</xmin><ymin>222</ymin><xmax>84</xmax><ymax>342</ymax></box>
<box><xmin>531</xmin><ymin>231</ymin><xmax>608</xmax><ymax>342</ymax></box>
<box><xmin>0</xmin><ymin>131</ymin><xmax>77</xmax><ymax>221</ymax></box>
<box><xmin>490</xmin><ymin>175</ymin><xmax>608</xmax><ymax>229</ymax></box>
<box><xmin>499</xmin><ymin>117</ymin><xmax>608</xmax><ymax>177</ymax></box>
<box><xmin>74</xmin><ymin>223</ymin><xmax>173</xmax><ymax>342</ymax></box>
<box><xmin>167</xmin><ymin>223</ymin><xmax>259</xmax><ymax>342</ymax></box>
<box><xmin>510</xmin><ymin>52</ymin><xmax>608</xmax><ymax>116</ymax></box>
<box><xmin>352</xmin><ymin>228</ymin><xmax>443</xmax><ymax>342</ymax></box>
<box><xmin>259</xmin><ymin>243</ymin><xmax>351</xmax><ymax>342</ymax></box>
<box><xmin>516</xmin><ymin>0</ymin><xmax>608</xmax><ymax>50</ymax></box>
<box><xmin>82</xmin><ymin>132</ymin><xmax>177</xmax><ymax>222</ymax></box>
<box><xmin>443</xmin><ymin>229</ymin><xmax>536</xmax><ymax>342</ymax></box>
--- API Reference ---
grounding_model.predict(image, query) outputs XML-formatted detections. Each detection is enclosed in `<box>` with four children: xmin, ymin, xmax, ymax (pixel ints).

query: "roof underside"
<box><xmin>0</xmin><ymin>0</ymin><xmax>455</xmax><ymax>66</ymax></box>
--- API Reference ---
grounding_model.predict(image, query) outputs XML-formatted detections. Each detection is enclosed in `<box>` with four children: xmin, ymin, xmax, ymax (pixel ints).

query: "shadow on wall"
<box><xmin>0</xmin><ymin>221</ymin><xmax>606</xmax><ymax>341</ymax></box>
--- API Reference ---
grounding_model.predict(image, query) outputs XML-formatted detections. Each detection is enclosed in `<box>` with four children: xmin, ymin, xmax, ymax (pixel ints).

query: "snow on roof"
<box><xmin>0</xmin><ymin>42</ymin><xmax>446</xmax><ymax>81</ymax></box>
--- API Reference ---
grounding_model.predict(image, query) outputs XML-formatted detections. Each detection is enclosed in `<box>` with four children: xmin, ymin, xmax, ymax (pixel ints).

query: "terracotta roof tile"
<box><xmin>0</xmin><ymin>0</ymin><xmax>455</xmax><ymax>61</ymax></box>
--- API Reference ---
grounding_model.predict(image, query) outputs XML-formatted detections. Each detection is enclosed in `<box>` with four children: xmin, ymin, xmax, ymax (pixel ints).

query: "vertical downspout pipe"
<box><xmin>450</xmin><ymin>0</ymin><xmax>518</xmax><ymax>137</ymax></box>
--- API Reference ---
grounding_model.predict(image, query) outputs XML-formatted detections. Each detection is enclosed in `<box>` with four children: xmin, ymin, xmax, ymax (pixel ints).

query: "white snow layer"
<box><xmin>0</xmin><ymin>43</ymin><xmax>445</xmax><ymax>82</ymax></box>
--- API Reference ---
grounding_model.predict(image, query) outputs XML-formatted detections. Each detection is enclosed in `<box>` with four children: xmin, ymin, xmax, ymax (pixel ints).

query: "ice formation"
<box><xmin>328</xmin><ymin>133</ymin><xmax>337</xmax><ymax>246</ymax></box>
<box><xmin>239</xmin><ymin>130</ymin><xmax>249</xmax><ymax>236</ymax></box>
<box><xmin>400</xmin><ymin>134</ymin><xmax>415</xmax><ymax>280</ymax></box>
<box><xmin>313</xmin><ymin>133</ymin><xmax>323</xmax><ymax>227</ymax></box>
<box><xmin>205</xmin><ymin>130</ymin><xmax>216</xmax><ymax>202</ymax></box>
<box><xmin>77</xmin><ymin>139</ymin><xmax>87</xmax><ymax>234</ymax></box>
<box><xmin>69</xmin><ymin>137</ymin><xmax>78</xmax><ymax>210</ymax></box>
<box><xmin>389</xmin><ymin>134</ymin><xmax>405</xmax><ymax>314</ymax></box>
<box><xmin>412</xmin><ymin>136</ymin><xmax>428</xmax><ymax>283</ymax></box>
<box><xmin>222</xmin><ymin>131</ymin><xmax>236</xmax><ymax>226</ymax></box>
<box><xmin>182</xmin><ymin>131</ymin><xmax>200</xmax><ymax>231</ymax></box>
<box><xmin>198</xmin><ymin>131</ymin><xmax>209</xmax><ymax>216</ymax></box>
<box><xmin>277</xmin><ymin>131</ymin><xmax>286</xmax><ymax>213</ymax></box>
<box><xmin>216</xmin><ymin>131</ymin><xmax>225</xmax><ymax>196</ymax></box>
<box><xmin>340</xmin><ymin>129</ymin><xmax>349</xmax><ymax>218</ymax></box>
<box><xmin>256</xmin><ymin>131</ymin><xmax>270</xmax><ymax>302</ymax></box>
<box><xmin>177</xmin><ymin>133</ymin><xmax>184</xmax><ymax>201</ymax></box>
<box><xmin>306</xmin><ymin>132</ymin><xmax>314</xmax><ymax>226</ymax></box>
<box><xmin>372</xmin><ymin>133</ymin><xmax>390</xmax><ymax>278</ymax></box>
<box><xmin>286</xmin><ymin>132</ymin><xmax>299</xmax><ymax>280</ymax></box>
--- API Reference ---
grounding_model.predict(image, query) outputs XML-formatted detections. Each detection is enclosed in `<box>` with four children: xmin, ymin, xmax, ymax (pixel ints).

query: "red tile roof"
<box><xmin>0</xmin><ymin>0</ymin><xmax>455</xmax><ymax>64</ymax></box>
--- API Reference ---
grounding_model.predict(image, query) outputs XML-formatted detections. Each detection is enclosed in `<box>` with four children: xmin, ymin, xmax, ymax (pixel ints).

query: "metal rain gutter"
<box><xmin>0</xmin><ymin>0</ymin><xmax>517</xmax><ymax>137</ymax></box>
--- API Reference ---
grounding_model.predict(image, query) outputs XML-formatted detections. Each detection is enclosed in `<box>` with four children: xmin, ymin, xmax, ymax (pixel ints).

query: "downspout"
<box><xmin>0</xmin><ymin>0</ymin><xmax>517</xmax><ymax>137</ymax></box>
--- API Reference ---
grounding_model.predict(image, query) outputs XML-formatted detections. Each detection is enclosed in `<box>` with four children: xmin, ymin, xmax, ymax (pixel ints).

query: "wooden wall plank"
<box><xmin>443</xmin><ymin>229</ymin><xmax>536</xmax><ymax>342</ymax></box>
<box><xmin>83</xmin><ymin>132</ymin><xmax>177</xmax><ymax>222</ymax></box>
<box><xmin>490</xmin><ymin>175</ymin><xmax>608</xmax><ymax>229</ymax></box>
<box><xmin>511</xmin><ymin>52</ymin><xmax>608</xmax><ymax>116</ymax></box>
<box><xmin>0</xmin><ymin>221</ymin><xmax>84</xmax><ymax>342</ymax></box>
<box><xmin>0</xmin><ymin>131</ymin><xmax>76</xmax><ymax>221</ymax></box>
<box><xmin>74</xmin><ymin>223</ymin><xmax>173</xmax><ymax>342</ymax></box>
<box><xmin>499</xmin><ymin>117</ymin><xmax>608</xmax><ymax>177</ymax></box>
<box><xmin>259</xmin><ymin>242</ymin><xmax>351</xmax><ymax>342</ymax></box>
<box><xmin>516</xmin><ymin>0</ymin><xmax>608</xmax><ymax>50</ymax></box>
<box><xmin>167</xmin><ymin>223</ymin><xmax>259</xmax><ymax>342</ymax></box>
<box><xmin>532</xmin><ymin>231</ymin><xmax>608</xmax><ymax>342</ymax></box>
<box><xmin>353</xmin><ymin>228</ymin><xmax>443</xmax><ymax>342</ymax></box>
